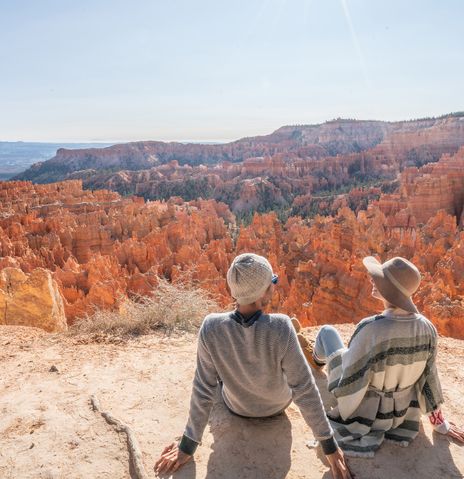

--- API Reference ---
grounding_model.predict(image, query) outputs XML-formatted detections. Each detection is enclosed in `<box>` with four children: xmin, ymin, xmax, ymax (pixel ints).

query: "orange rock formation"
<box><xmin>2</xmin><ymin>147</ymin><xmax>464</xmax><ymax>338</ymax></box>
<box><xmin>0</xmin><ymin>267</ymin><xmax>67</xmax><ymax>332</ymax></box>
<box><xmin>375</xmin><ymin>147</ymin><xmax>464</xmax><ymax>226</ymax></box>
<box><xmin>14</xmin><ymin>116</ymin><xmax>464</xmax><ymax>216</ymax></box>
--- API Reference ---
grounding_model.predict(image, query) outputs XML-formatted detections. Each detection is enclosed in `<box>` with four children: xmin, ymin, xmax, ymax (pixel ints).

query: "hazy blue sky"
<box><xmin>0</xmin><ymin>0</ymin><xmax>462</xmax><ymax>142</ymax></box>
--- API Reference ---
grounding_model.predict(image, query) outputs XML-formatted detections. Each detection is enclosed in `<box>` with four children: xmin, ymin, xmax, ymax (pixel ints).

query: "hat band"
<box><xmin>384</xmin><ymin>268</ymin><xmax>411</xmax><ymax>297</ymax></box>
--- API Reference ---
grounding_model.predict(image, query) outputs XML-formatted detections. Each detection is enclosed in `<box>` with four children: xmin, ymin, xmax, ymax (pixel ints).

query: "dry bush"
<box><xmin>71</xmin><ymin>276</ymin><xmax>221</xmax><ymax>338</ymax></box>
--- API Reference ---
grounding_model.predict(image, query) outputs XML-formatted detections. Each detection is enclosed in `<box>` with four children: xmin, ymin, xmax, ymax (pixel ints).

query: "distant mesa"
<box><xmin>0</xmin><ymin>141</ymin><xmax>114</xmax><ymax>180</ymax></box>
<box><xmin>12</xmin><ymin>114</ymin><xmax>464</xmax><ymax>219</ymax></box>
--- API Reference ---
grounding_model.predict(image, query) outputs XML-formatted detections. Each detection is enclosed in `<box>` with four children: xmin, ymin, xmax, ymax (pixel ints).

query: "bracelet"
<box><xmin>429</xmin><ymin>409</ymin><xmax>450</xmax><ymax>434</ymax></box>
<box><xmin>434</xmin><ymin>419</ymin><xmax>451</xmax><ymax>434</ymax></box>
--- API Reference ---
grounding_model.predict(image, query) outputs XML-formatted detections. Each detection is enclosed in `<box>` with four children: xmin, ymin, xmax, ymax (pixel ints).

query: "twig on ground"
<box><xmin>90</xmin><ymin>394</ymin><xmax>149</xmax><ymax>479</ymax></box>
<box><xmin>66</xmin><ymin>381</ymin><xmax>79</xmax><ymax>386</ymax></box>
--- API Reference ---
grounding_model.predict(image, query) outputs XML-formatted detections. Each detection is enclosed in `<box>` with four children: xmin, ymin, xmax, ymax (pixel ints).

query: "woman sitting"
<box><xmin>302</xmin><ymin>256</ymin><xmax>464</xmax><ymax>457</ymax></box>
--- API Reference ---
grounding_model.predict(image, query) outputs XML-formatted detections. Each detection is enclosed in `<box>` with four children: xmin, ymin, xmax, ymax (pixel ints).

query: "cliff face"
<box><xmin>14</xmin><ymin>117</ymin><xmax>464</xmax><ymax>216</ymax></box>
<box><xmin>0</xmin><ymin>267</ymin><xmax>67</xmax><ymax>332</ymax></box>
<box><xmin>2</xmin><ymin>148</ymin><xmax>464</xmax><ymax>338</ymax></box>
<box><xmin>374</xmin><ymin>147</ymin><xmax>464</xmax><ymax>227</ymax></box>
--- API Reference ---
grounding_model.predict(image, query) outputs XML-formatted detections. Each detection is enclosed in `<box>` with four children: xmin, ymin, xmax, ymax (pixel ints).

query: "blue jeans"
<box><xmin>314</xmin><ymin>325</ymin><xmax>345</xmax><ymax>364</ymax></box>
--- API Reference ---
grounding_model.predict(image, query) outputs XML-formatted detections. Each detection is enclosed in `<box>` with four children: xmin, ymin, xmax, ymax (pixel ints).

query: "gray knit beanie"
<box><xmin>227</xmin><ymin>253</ymin><xmax>274</xmax><ymax>305</ymax></box>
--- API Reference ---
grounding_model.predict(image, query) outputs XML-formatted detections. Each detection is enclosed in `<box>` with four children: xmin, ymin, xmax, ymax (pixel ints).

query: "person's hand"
<box><xmin>446</xmin><ymin>422</ymin><xmax>464</xmax><ymax>444</ymax></box>
<box><xmin>325</xmin><ymin>447</ymin><xmax>353</xmax><ymax>479</ymax></box>
<box><xmin>154</xmin><ymin>442</ymin><xmax>192</xmax><ymax>475</ymax></box>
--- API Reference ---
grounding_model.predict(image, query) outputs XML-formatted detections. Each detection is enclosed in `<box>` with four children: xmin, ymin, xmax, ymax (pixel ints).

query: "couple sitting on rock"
<box><xmin>155</xmin><ymin>253</ymin><xmax>464</xmax><ymax>478</ymax></box>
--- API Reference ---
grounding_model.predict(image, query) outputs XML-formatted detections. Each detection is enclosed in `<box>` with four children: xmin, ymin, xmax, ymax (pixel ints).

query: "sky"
<box><xmin>0</xmin><ymin>0</ymin><xmax>463</xmax><ymax>142</ymax></box>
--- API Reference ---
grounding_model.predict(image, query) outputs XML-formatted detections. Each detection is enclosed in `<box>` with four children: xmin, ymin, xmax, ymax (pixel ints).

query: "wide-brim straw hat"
<box><xmin>362</xmin><ymin>256</ymin><xmax>421</xmax><ymax>314</ymax></box>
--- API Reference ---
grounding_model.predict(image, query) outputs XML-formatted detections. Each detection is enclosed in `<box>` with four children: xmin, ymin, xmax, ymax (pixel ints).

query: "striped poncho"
<box><xmin>326</xmin><ymin>310</ymin><xmax>444</xmax><ymax>457</ymax></box>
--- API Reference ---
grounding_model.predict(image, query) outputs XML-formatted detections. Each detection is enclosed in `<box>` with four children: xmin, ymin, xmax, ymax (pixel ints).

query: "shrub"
<box><xmin>70</xmin><ymin>276</ymin><xmax>220</xmax><ymax>338</ymax></box>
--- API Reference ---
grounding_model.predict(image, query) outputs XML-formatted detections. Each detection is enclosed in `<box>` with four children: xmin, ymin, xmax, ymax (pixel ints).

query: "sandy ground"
<box><xmin>0</xmin><ymin>324</ymin><xmax>463</xmax><ymax>479</ymax></box>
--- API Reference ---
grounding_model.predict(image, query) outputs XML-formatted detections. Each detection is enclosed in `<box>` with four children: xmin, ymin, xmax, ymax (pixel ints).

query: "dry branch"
<box><xmin>90</xmin><ymin>394</ymin><xmax>149</xmax><ymax>479</ymax></box>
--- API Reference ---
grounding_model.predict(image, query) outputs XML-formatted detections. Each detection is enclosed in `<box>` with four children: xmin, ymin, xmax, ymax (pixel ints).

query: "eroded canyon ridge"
<box><xmin>2</xmin><ymin>115</ymin><xmax>464</xmax><ymax>338</ymax></box>
<box><xmin>15</xmin><ymin>116</ymin><xmax>464</xmax><ymax>215</ymax></box>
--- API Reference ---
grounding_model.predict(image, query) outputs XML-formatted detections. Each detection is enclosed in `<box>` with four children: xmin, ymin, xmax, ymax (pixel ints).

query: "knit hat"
<box><xmin>362</xmin><ymin>256</ymin><xmax>421</xmax><ymax>313</ymax></box>
<box><xmin>227</xmin><ymin>253</ymin><xmax>274</xmax><ymax>305</ymax></box>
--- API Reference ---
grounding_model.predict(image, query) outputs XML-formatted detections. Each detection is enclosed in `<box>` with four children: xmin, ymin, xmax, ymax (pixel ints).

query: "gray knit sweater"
<box><xmin>181</xmin><ymin>311</ymin><xmax>334</xmax><ymax>452</ymax></box>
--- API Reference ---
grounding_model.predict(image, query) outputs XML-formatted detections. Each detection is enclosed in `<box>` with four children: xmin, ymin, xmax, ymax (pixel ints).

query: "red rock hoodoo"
<box><xmin>1</xmin><ymin>146</ymin><xmax>464</xmax><ymax>338</ymax></box>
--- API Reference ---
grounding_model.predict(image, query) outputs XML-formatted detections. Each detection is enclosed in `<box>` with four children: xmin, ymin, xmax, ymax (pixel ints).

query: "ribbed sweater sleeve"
<box><xmin>183</xmin><ymin>321</ymin><xmax>218</xmax><ymax>445</ymax></box>
<box><xmin>282</xmin><ymin>325</ymin><xmax>334</xmax><ymax>441</ymax></box>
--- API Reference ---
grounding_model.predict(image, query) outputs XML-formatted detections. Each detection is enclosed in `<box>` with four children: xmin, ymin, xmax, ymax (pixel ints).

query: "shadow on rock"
<box><xmin>205</xmin><ymin>399</ymin><xmax>292</xmax><ymax>479</ymax></box>
<box><xmin>313</xmin><ymin>368</ymin><xmax>462</xmax><ymax>479</ymax></box>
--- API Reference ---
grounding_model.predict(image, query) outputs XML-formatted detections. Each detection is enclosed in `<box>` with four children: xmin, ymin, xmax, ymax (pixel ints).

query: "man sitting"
<box><xmin>155</xmin><ymin>253</ymin><xmax>352</xmax><ymax>478</ymax></box>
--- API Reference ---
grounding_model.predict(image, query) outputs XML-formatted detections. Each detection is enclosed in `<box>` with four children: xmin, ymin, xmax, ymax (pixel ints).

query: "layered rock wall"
<box><xmin>14</xmin><ymin>117</ymin><xmax>464</xmax><ymax>216</ymax></box>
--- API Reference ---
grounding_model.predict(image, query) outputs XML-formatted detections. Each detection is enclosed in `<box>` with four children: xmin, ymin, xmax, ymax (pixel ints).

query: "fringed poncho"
<box><xmin>326</xmin><ymin>311</ymin><xmax>444</xmax><ymax>457</ymax></box>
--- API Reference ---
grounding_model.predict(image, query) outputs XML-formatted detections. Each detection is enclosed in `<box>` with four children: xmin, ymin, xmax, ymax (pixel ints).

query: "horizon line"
<box><xmin>2</xmin><ymin>111</ymin><xmax>463</xmax><ymax>145</ymax></box>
